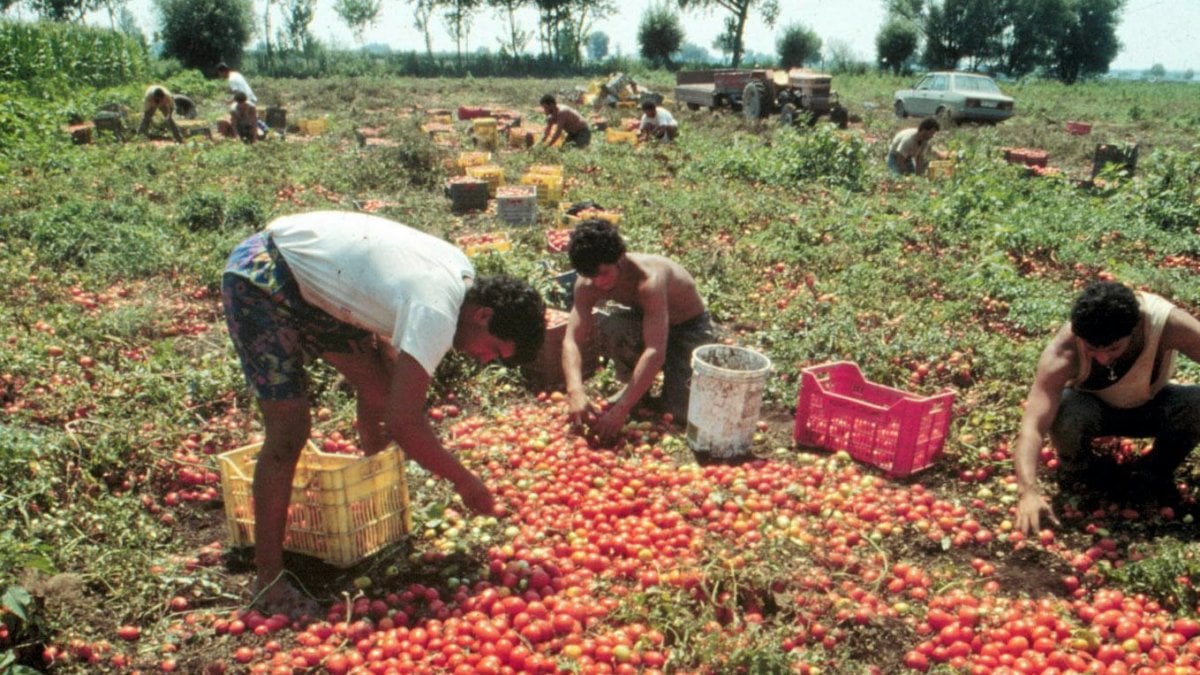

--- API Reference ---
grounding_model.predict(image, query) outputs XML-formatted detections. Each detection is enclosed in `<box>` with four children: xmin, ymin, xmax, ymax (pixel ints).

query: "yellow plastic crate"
<box><xmin>562</xmin><ymin>208</ymin><xmax>623</xmax><ymax>227</ymax></box>
<box><xmin>927</xmin><ymin>160</ymin><xmax>956</xmax><ymax>180</ymax></box>
<box><xmin>456</xmin><ymin>231</ymin><xmax>513</xmax><ymax>256</ymax></box>
<box><xmin>297</xmin><ymin>118</ymin><xmax>328</xmax><ymax>136</ymax></box>
<box><xmin>527</xmin><ymin>164</ymin><xmax>564</xmax><ymax>177</ymax></box>
<box><xmin>456</xmin><ymin>151</ymin><xmax>492</xmax><ymax>170</ymax></box>
<box><xmin>466</xmin><ymin>164</ymin><xmax>506</xmax><ymax>196</ymax></box>
<box><xmin>520</xmin><ymin>173</ymin><xmax>563</xmax><ymax>205</ymax></box>
<box><xmin>218</xmin><ymin>441</ymin><xmax>411</xmax><ymax>568</ymax></box>
<box><xmin>605</xmin><ymin>128</ymin><xmax>639</xmax><ymax>145</ymax></box>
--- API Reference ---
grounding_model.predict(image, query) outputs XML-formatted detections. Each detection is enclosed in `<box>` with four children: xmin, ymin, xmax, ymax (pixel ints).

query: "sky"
<box><xmin>67</xmin><ymin>0</ymin><xmax>1200</xmax><ymax>72</ymax></box>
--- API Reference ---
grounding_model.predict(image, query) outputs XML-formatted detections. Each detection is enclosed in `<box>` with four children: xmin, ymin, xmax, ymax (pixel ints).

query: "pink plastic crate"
<box><xmin>794</xmin><ymin>362</ymin><xmax>954</xmax><ymax>477</ymax></box>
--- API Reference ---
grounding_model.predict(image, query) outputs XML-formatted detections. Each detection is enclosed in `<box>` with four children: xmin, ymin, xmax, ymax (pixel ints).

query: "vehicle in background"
<box><xmin>674</xmin><ymin>68</ymin><xmax>849</xmax><ymax>128</ymax></box>
<box><xmin>893</xmin><ymin>72</ymin><xmax>1015</xmax><ymax>124</ymax></box>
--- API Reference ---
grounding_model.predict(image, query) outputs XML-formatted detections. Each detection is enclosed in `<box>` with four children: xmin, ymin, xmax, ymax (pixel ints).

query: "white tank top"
<box><xmin>1073</xmin><ymin>292</ymin><xmax>1177</xmax><ymax>408</ymax></box>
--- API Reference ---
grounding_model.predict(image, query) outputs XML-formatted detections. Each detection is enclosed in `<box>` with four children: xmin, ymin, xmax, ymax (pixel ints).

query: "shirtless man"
<box><xmin>539</xmin><ymin>94</ymin><xmax>591</xmax><ymax>148</ymax></box>
<box><xmin>137</xmin><ymin>85</ymin><xmax>184</xmax><ymax>143</ymax></box>
<box><xmin>562</xmin><ymin>219</ymin><xmax>716</xmax><ymax>442</ymax></box>
<box><xmin>1014</xmin><ymin>280</ymin><xmax>1200</xmax><ymax>534</ymax></box>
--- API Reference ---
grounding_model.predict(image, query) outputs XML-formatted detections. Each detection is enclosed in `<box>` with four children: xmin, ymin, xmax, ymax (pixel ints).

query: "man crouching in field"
<box><xmin>222</xmin><ymin>211</ymin><xmax>544</xmax><ymax>616</ymax></box>
<box><xmin>561</xmin><ymin>219</ymin><xmax>716</xmax><ymax>443</ymax></box>
<box><xmin>1014</xmin><ymin>280</ymin><xmax>1200</xmax><ymax>535</ymax></box>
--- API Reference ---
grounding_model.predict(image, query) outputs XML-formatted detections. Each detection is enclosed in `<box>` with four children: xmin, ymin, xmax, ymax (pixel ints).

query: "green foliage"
<box><xmin>875</xmin><ymin>19</ymin><xmax>918</xmax><ymax>75</ymax></box>
<box><xmin>156</xmin><ymin>0</ymin><xmax>254</xmax><ymax>71</ymax></box>
<box><xmin>1125</xmin><ymin>146</ymin><xmax>1200</xmax><ymax>232</ymax></box>
<box><xmin>679</xmin><ymin>0</ymin><xmax>780</xmax><ymax>67</ymax></box>
<box><xmin>1106</xmin><ymin>539</ymin><xmax>1200</xmax><ymax>612</ymax></box>
<box><xmin>0</xmin><ymin>19</ymin><xmax>149</xmax><ymax>96</ymax></box>
<box><xmin>637</xmin><ymin>4</ymin><xmax>685</xmax><ymax>69</ymax></box>
<box><xmin>687</xmin><ymin>124</ymin><xmax>869</xmax><ymax>191</ymax></box>
<box><xmin>776</xmin><ymin>23</ymin><xmax>821</xmax><ymax>69</ymax></box>
<box><xmin>333</xmin><ymin>0</ymin><xmax>382</xmax><ymax>43</ymax></box>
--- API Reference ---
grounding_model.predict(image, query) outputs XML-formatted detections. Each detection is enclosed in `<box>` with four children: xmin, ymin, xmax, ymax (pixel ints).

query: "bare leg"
<box><xmin>253</xmin><ymin>398</ymin><xmax>311</xmax><ymax>603</ymax></box>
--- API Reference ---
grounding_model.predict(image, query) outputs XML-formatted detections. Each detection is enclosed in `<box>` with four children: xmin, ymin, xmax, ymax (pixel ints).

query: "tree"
<box><xmin>26</xmin><ymin>0</ymin><xmax>104</xmax><ymax>21</ymax></box>
<box><xmin>533</xmin><ymin>0</ymin><xmax>616</xmax><ymax>65</ymax></box>
<box><xmin>996</xmin><ymin>0</ymin><xmax>1069</xmax><ymax>78</ymax></box>
<box><xmin>587</xmin><ymin>30</ymin><xmax>609</xmax><ymax>61</ymax></box>
<box><xmin>1185</xmin><ymin>69</ymin><xmax>1195</xmax><ymax>81</ymax></box>
<box><xmin>776</xmin><ymin>22</ymin><xmax>820</xmax><ymax>68</ymax></box>
<box><xmin>1146</xmin><ymin>63</ymin><xmax>1166</xmax><ymax>79</ymax></box>
<box><xmin>413</xmin><ymin>0</ymin><xmax>436</xmax><ymax>58</ymax></box>
<box><xmin>441</xmin><ymin>0</ymin><xmax>481</xmax><ymax>61</ymax></box>
<box><xmin>334</xmin><ymin>0</ymin><xmax>382</xmax><ymax>43</ymax></box>
<box><xmin>678</xmin><ymin>0</ymin><xmax>779</xmax><ymax>67</ymax></box>
<box><xmin>876</xmin><ymin>18</ymin><xmax>918</xmax><ymax>74</ymax></box>
<box><xmin>279</xmin><ymin>0</ymin><xmax>316</xmax><ymax>53</ymax></box>
<box><xmin>827</xmin><ymin>39</ymin><xmax>867</xmax><ymax>74</ymax></box>
<box><xmin>1053</xmin><ymin>0</ymin><xmax>1122</xmax><ymax>84</ymax></box>
<box><xmin>489</xmin><ymin>0</ymin><xmax>530</xmax><ymax>57</ymax></box>
<box><xmin>638</xmin><ymin>3</ymin><xmax>684</xmax><ymax>69</ymax></box>
<box><xmin>156</xmin><ymin>0</ymin><xmax>254</xmax><ymax>70</ymax></box>
<box><xmin>677</xmin><ymin>41</ymin><xmax>712</xmax><ymax>64</ymax></box>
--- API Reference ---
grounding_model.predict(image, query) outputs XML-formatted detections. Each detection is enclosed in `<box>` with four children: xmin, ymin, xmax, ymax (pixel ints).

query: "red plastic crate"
<box><xmin>793</xmin><ymin>362</ymin><xmax>954</xmax><ymax>477</ymax></box>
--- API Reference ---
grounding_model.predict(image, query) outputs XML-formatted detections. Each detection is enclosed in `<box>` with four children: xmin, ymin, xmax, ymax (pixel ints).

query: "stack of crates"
<box><xmin>472</xmin><ymin>117</ymin><xmax>499</xmax><ymax>151</ymax></box>
<box><xmin>219</xmin><ymin>441</ymin><xmax>411</xmax><ymax>568</ymax></box>
<box><xmin>495</xmin><ymin>185</ymin><xmax>538</xmax><ymax>226</ymax></box>
<box><xmin>465</xmin><ymin>164</ymin><xmax>506</xmax><ymax>197</ymax></box>
<box><xmin>519</xmin><ymin>164</ymin><xmax>564</xmax><ymax>206</ymax></box>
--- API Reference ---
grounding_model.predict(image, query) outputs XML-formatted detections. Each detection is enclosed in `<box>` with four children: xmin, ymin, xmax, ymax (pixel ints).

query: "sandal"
<box><xmin>249</xmin><ymin>577</ymin><xmax>321</xmax><ymax>621</ymax></box>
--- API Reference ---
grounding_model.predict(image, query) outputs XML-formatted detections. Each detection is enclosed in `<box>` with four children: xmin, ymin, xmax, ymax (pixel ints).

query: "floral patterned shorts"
<box><xmin>221</xmin><ymin>232</ymin><xmax>373</xmax><ymax>400</ymax></box>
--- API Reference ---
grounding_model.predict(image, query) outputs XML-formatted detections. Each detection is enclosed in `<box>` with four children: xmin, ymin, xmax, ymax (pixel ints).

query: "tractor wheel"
<box><xmin>830</xmin><ymin>104</ymin><xmax>849</xmax><ymax>129</ymax></box>
<box><xmin>742</xmin><ymin>81</ymin><xmax>768</xmax><ymax>120</ymax></box>
<box><xmin>894</xmin><ymin>100</ymin><xmax>907</xmax><ymax>119</ymax></box>
<box><xmin>779</xmin><ymin>103</ymin><xmax>797</xmax><ymax>126</ymax></box>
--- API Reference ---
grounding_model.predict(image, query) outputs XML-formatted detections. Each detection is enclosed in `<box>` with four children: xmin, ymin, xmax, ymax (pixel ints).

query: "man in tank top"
<box><xmin>1014</xmin><ymin>281</ymin><xmax>1200</xmax><ymax>534</ymax></box>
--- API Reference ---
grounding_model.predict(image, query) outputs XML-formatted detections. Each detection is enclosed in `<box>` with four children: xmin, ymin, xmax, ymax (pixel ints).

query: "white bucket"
<box><xmin>686</xmin><ymin>344</ymin><xmax>772</xmax><ymax>458</ymax></box>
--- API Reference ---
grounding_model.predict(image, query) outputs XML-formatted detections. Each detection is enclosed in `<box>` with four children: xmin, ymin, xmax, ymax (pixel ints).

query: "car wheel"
<box><xmin>935</xmin><ymin>106</ymin><xmax>955</xmax><ymax>128</ymax></box>
<box><xmin>894</xmin><ymin>100</ymin><xmax>906</xmax><ymax>119</ymax></box>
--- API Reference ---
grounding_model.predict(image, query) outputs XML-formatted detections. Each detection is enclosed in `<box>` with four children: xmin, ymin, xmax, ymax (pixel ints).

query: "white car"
<box><xmin>894</xmin><ymin>72</ymin><xmax>1015</xmax><ymax>124</ymax></box>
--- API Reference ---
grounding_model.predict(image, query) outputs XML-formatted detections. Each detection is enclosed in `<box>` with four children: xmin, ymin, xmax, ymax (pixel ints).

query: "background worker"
<box><xmin>562</xmin><ymin>219</ymin><xmax>716</xmax><ymax>443</ymax></box>
<box><xmin>136</xmin><ymin>85</ymin><xmax>184</xmax><ymax>143</ymax></box>
<box><xmin>230</xmin><ymin>91</ymin><xmax>258</xmax><ymax>144</ymax></box>
<box><xmin>539</xmin><ymin>94</ymin><xmax>591</xmax><ymax>148</ymax></box>
<box><xmin>222</xmin><ymin>211</ymin><xmax>545</xmax><ymax>616</ymax></box>
<box><xmin>887</xmin><ymin>117</ymin><xmax>939</xmax><ymax>176</ymax></box>
<box><xmin>637</xmin><ymin>100</ymin><xmax>678</xmax><ymax>142</ymax></box>
<box><xmin>1013</xmin><ymin>280</ymin><xmax>1200</xmax><ymax>535</ymax></box>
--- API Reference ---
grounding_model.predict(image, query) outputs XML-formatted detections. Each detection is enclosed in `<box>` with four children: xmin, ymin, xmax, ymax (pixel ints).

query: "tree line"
<box><xmin>2</xmin><ymin>0</ymin><xmax>1128</xmax><ymax>83</ymax></box>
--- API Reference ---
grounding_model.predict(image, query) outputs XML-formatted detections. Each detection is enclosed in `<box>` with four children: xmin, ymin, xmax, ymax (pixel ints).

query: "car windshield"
<box><xmin>955</xmin><ymin>75</ymin><xmax>1002</xmax><ymax>94</ymax></box>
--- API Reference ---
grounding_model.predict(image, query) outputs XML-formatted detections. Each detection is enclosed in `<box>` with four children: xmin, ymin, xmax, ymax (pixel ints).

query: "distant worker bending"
<box><xmin>539</xmin><ymin>94</ymin><xmax>591</xmax><ymax>148</ymax></box>
<box><xmin>137</xmin><ymin>85</ymin><xmax>184</xmax><ymax>144</ymax></box>
<box><xmin>887</xmin><ymin>118</ymin><xmax>939</xmax><ymax>176</ymax></box>
<box><xmin>638</xmin><ymin>101</ymin><xmax>678</xmax><ymax>142</ymax></box>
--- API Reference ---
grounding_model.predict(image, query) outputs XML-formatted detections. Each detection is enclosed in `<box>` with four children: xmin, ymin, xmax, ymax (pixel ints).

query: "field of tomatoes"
<box><xmin>3</xmin><ymin>72</ymin><xmax>1200</xmax><ymax>674</ymax></box>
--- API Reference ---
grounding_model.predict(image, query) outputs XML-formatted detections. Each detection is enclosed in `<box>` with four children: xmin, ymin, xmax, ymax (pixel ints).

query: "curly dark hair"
<box><xmin>1070</xmin><ymin>281</ymin><xmax>1140</xmax><ymax>347</ymax></box>
<box><xmin>539</xmin><ymin>94</ymin><xmax>556</xmax><ymax>107</ymax></box>
<box><xmin>465</xmin><ymin>275</ymin><xmax>545</xmax><ymax>364</ymax></box>
<box><xmin>567</xmin><ymin>219</ymin><xmax>626</xmax><ymax>277</ymax></box>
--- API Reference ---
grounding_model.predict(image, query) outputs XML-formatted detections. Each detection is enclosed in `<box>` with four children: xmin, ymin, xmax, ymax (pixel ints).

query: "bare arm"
<box><xmin>1162</xmin><ymin>308</ymin><xmax>1200</xmax><ymax>363</ymax></box>
<box><xmin>592</xmin><ymin>281</ymin><xmax>670</xmax><ymax>441</ymax></box>
<box><xmin>1014</xmin><ymin>325</ymin><xmax>1076</xmax><ymax>534</ymax></box>
<box><xmin>563</xmin><ymin>291</ymin><xmax>598</xmax><ymax>425</ymax></box>
<box><xmin>384</xmin><ymin>353</ymin><xmax>493</xmax><ymax>514</ymax></box>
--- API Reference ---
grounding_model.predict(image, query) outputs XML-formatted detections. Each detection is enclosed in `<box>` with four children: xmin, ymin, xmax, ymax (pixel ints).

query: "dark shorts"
<box><xmin>596</xmin><ymin>308</ymin><xmax>717</xmax><ymax>421</ymax></box>
<box><xmin>565</xmin><ymin>126</ymin><xmax>591</xmax><ymax>148</ymax></box>
<box><xmin>221</xmin><ymin>232</ymin><xmax>373</xmax><ymax>400</ymax></box>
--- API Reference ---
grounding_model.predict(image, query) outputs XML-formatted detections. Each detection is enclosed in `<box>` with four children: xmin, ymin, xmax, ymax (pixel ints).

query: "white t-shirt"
<box><xmin>889</xmin><ymin>128</ymin><xmax>930</xmax><ymax>161</ymax></box>
<box><xmin>267</xmin><ymin>211</ymin><xmax>474</xmax><ymax>376</ymax></box>
<box><xmin>227</xmin><ymin>71</ymin><xmax>257</xmax><ymax>106</ymax></box>
<box><xmin>640</xmin><ymin>108</ymin><xmax>677</xmax><ymax>131</ymax></box>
